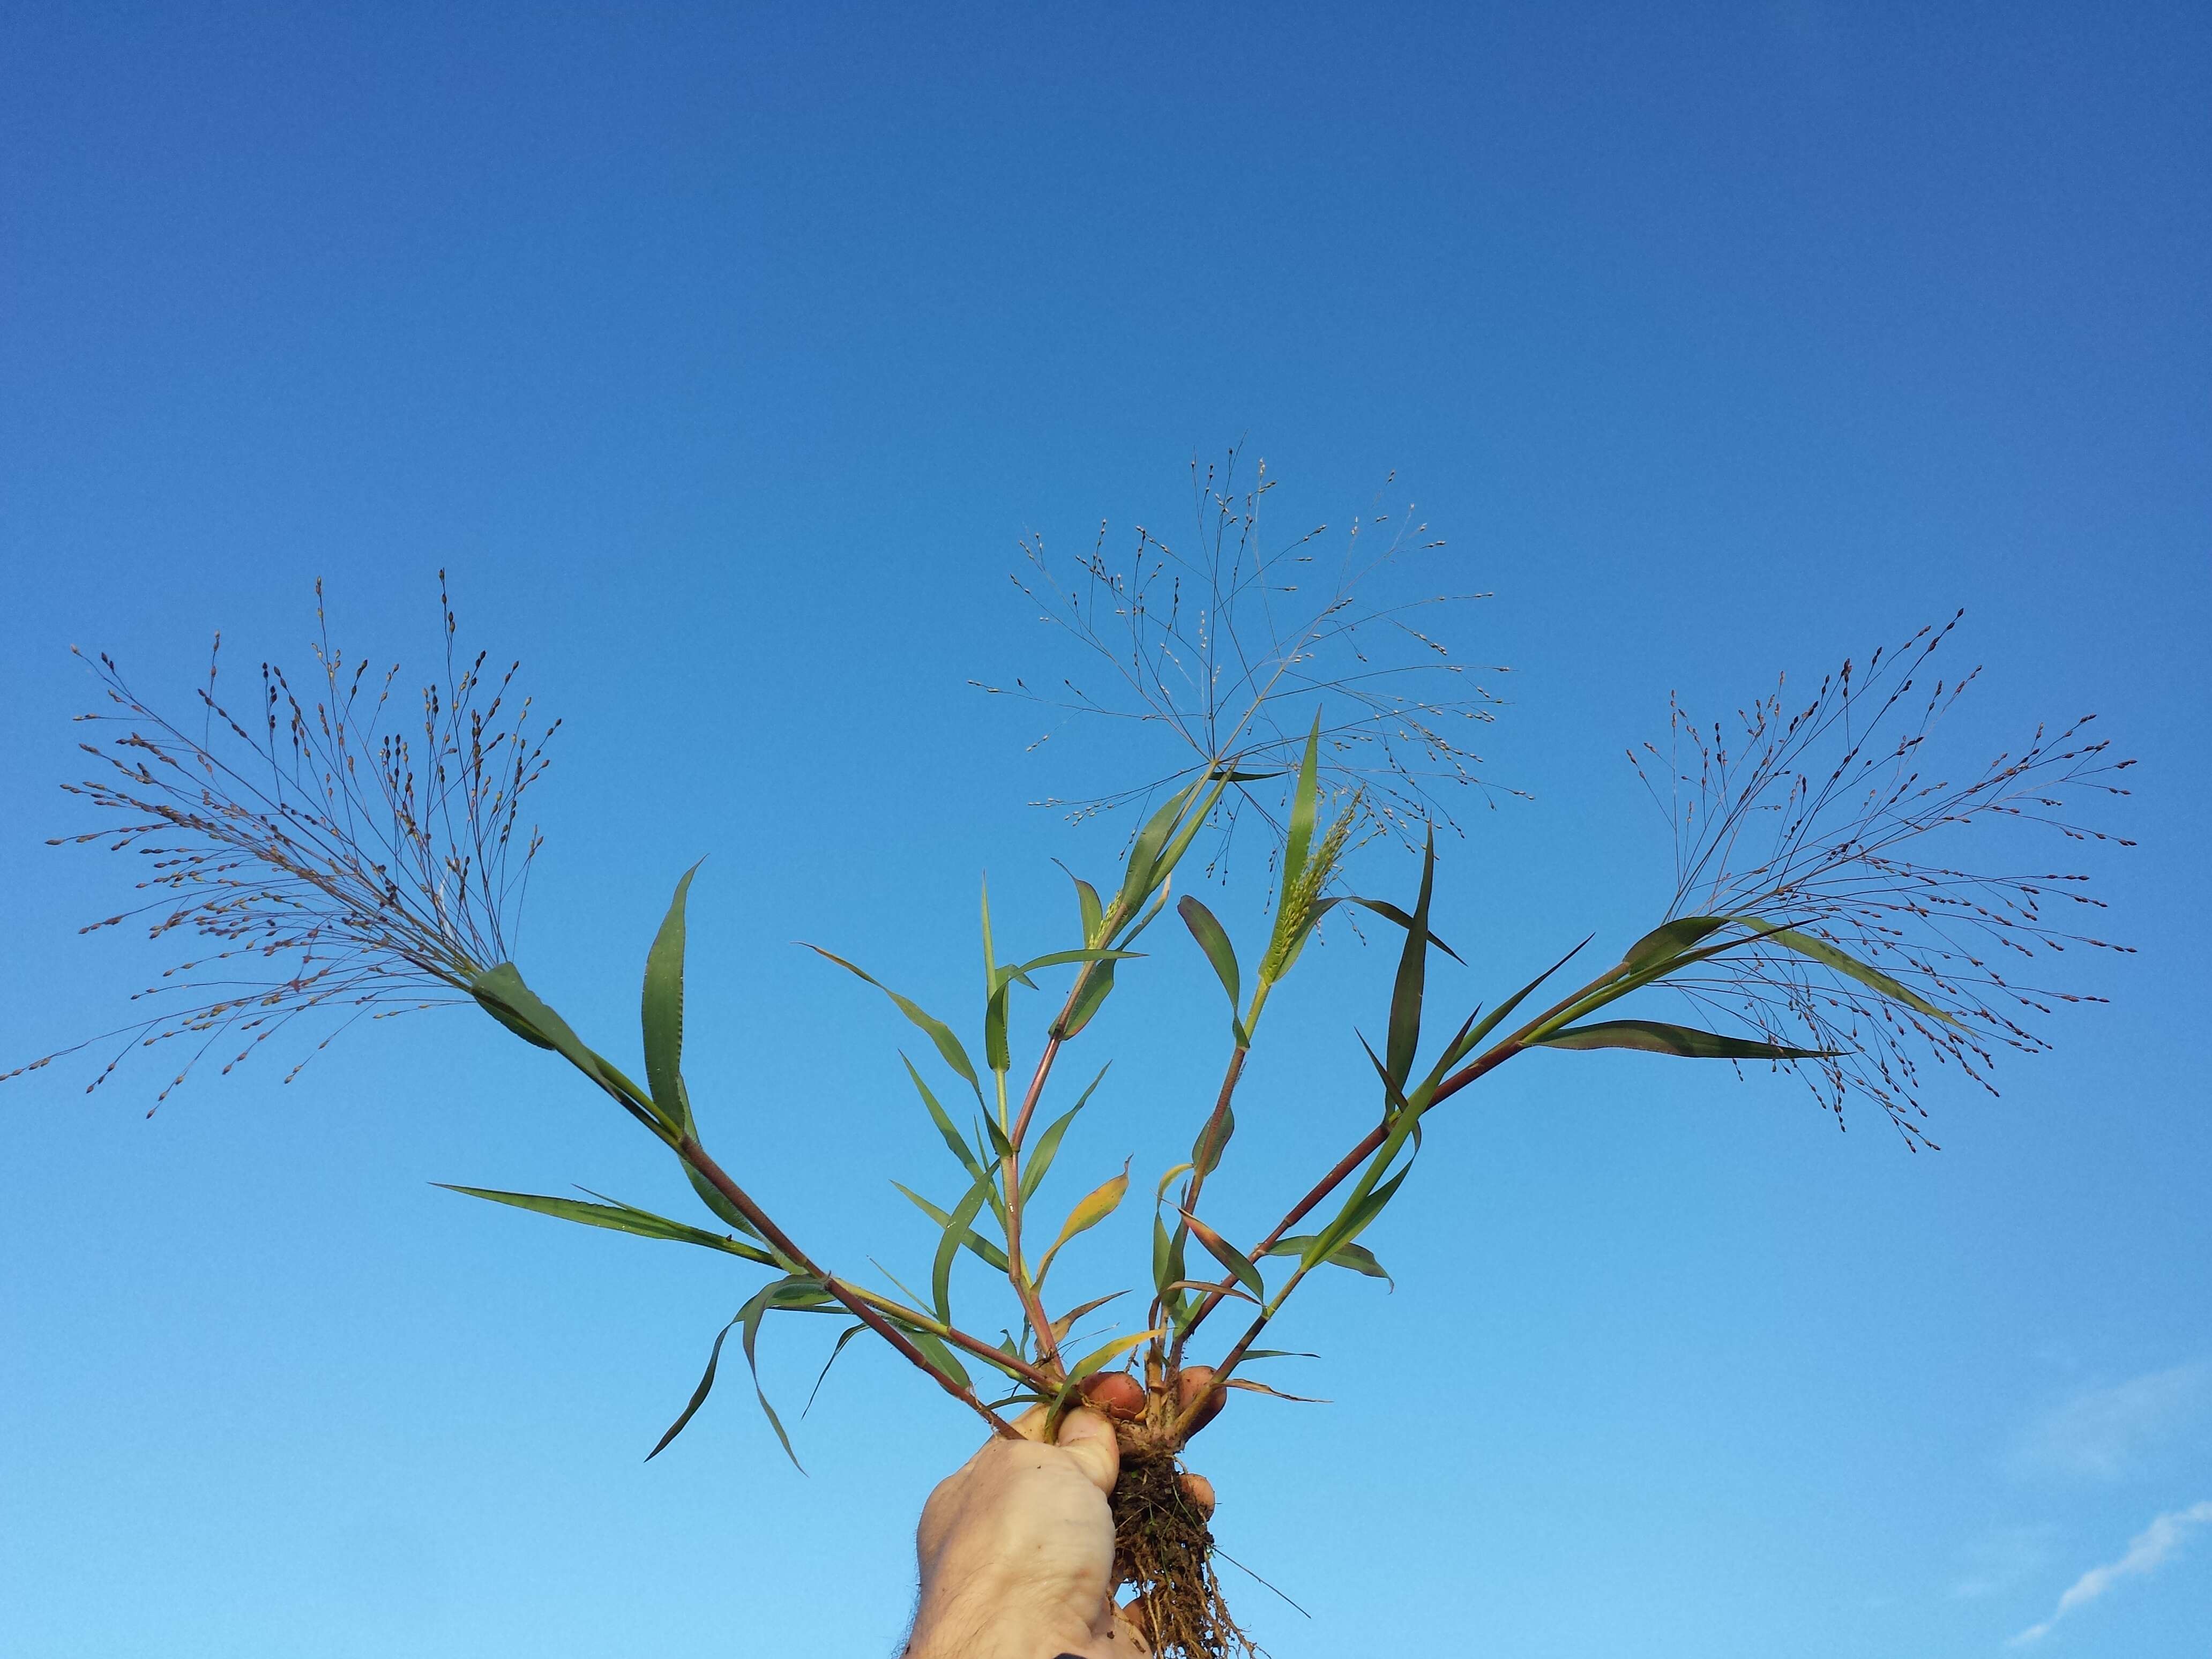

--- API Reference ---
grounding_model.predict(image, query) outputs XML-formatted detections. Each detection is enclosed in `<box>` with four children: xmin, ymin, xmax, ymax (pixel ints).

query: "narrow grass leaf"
<box><xmin>1385</xmin><ymin>829</ymin><xmax>1437</xmax><ymax>1090</ymax></box>
<box><xmin>1621</xmin><ymin>916</ymin><xmax>1733</xmax><ymax>975</ymax></box>
<box><xmin>471</xmin><ymin>963</ymin><xmax>668</xmax><ymax>1131</ymax></box>
<box><xmin>1113</xmin><ymin>784</ymin><xmax>1196</xmax><ymax>917</ymax></box>
<box><xmin>436</xmin><ymin>1184</ymin><xmax>776</xmax><ymax>1266</ymax></box>
<box><xmin>1037</xmin><ymin>1162</ymin><xmax>1130</xmax><ymax>1281</ymax></box>
<box><xmin>1747</xmin><ymin>919</ymin><xmax>1956</xmax><ymax>1023</ymax></box>
<box><xmin>908</xmin><ymin>1330</ymin><xmax>972</xmax><ymax>1392</ymax></box>
<box><xmin>1021</xmin><ymin>1064</ymin><xmax>1109</xmax><ymax>1202</ymax></box>
<box><xmin>1056</xmin><ymin>959</ymin><xmax>1118</xmax><ymax>1038</ymax></box>
<box><xmin>805</xmin><ymin>946</ymin><xmax>982</xmax><ymax>1100</ymax></box>
<box><xmin>1533</xmin><ymin>1019</ymin><xmax>1840</xmax><ymax>1060</ymax></box>
<box><xmin>1177</xmin><ymin>895</ymin><xmax>1243</xmax><ymax>1025</ymax></box>
<box><xmin>1068</xmin><ymin>1329</ymin><xmax>1165</xmax><ymax>1382</ymax></box>
<box><xmin>933</xmin><ymin>1175</ymin><xmax>994</xmax><ymax>1325</ymax></box>
<box><xmin>891</xmin><ymin>1181</ymin><xmax>1008</xmax><ymax>1271</ymax></box>
<box><xmin>640</xmin><ymin>864</ymin><xmax>701</xmax><ymax>1129</ymax></box>
<box><xmin>1339</xmin><ymin>896</ymin><xmax>1463</xmax><ymax>962</ymax></box>
<box><xmin>1190</xmin><ymin>1102</ymin><xmax>1235</xmax><ymax>1182</ymax></box>
<box><xmin>802</xmin><ymin>1322</ymin><xmax>866</xmax><ymax>1417</ymax></box>
<box><xmin>647</xmin><ymin>1312</ymin><xmax>740</xmax><ymax>1461</ymax></box>
<box><xmin>1181</xmin><ymin>1211</ymin><xmax>1264</xmax><ymax>1302</ymax></box>
<box><xmin>1262</xmin><ymin>1235</ymin><xmax>1391</xmax><ymax>1284</ymax></box>
<box><xmin>1282</xmin><ymin>715</ymin><xmax>1322</xmax><ymax>895</ymax></box>
<box><xmin>1223</xmin><ymin>1378</ymin><xmax>1329</xmax><ymax>1403</ymax></box>
<box><xmin>904</xmin><ymin>1055</ymin><xmax>987</xmax><ymax>1183</ymax></box>
<box><xmin>1050</xmin><ymin>1290</ymin><xmax>1130</xmax><ymax>1343</ymax></box>
<box><xmin>1461</xmin><ymin>937</ymin><xmax>1594</xmax><ymax>1050</ymax></box>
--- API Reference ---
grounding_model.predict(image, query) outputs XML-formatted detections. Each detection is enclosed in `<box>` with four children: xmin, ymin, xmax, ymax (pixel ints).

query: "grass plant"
<box><xmin>16</xmin><ymin>458</ymin><xmax>2132</xmax><ymax>1655</ymax></box>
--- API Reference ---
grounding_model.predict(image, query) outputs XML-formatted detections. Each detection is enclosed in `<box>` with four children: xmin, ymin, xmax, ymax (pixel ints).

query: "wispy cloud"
<box><xmin>2012</xmin><ymin>1360</ymin><xmax>2212</xmax><ymax>1482</ymax></box>
<box><xmin>1951</xmin><ymin>1525</ymin><xmax>2056</xmax><ymax>1601</ymax></box>
<box><xmin>2008</xmin><ymin>1500</ymin><xmax>2212</xmax><ymax>1645</ymax></box>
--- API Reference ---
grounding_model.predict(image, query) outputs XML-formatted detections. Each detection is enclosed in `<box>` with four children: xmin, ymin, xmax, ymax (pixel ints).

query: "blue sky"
<box><xmin>2</xmin><ymin>5</ymin><xmax>2207</xmax><ymax>1655</ymax></box>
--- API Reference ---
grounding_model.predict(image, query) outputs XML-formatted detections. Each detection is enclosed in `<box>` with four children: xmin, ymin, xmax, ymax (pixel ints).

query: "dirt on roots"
<box><xmin>1110</xmin><ymin>1448</ymin><xmax>1252</xmax><ymax>1659</ymax></box>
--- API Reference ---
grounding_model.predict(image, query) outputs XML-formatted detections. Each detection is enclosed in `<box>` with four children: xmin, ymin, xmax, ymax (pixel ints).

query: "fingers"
<box><xmin>1178</xmin><ymin>1471</ymin><xmax>1216</xmax><ymax>1518</ymax></box>
<box><xmin>1005</xmin><ymin>1403</ymin><xmax>1053</xmax><ymax>1445</ymax></box>
<box><xmin>1052</xmin><ymin>1405</ymin><xmax>1120</xmax><ymax>1494</ymax></box>
<box><xmin>1175</xmin><ymin>1365</ymin><xmax>1225</xmax><ymax>1434</ymax></box>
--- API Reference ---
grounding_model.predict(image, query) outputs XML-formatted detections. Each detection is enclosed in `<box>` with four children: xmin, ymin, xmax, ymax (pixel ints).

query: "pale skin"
<box><xmin>903</xmin><ymin>1406</ymin><xmax>1216</xmax><ymax>1659</ymax></box>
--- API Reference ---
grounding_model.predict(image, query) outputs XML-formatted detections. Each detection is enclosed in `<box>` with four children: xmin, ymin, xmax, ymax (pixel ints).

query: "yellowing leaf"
<box><xmin>1035</xmin><ymin>1161</ymin><xmax>1130</xmax><ymax>1283</ymax></box>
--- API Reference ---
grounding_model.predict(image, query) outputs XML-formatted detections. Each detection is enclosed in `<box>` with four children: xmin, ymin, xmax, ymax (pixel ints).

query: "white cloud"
<box><xmin>1951</xmin><ymin>1525</ymin><xmax>2056</xmax><ymax>1601</ymax></box>
<box><xmin>2012</xmin><ymin>1360</ymin><xmax>2212</xmax><ymax>1482</ymax></box>
<box><xmin>2008</xmin><ymin>1500</ymin><xmax>2212</xmax><ymax>1645</ymax></box>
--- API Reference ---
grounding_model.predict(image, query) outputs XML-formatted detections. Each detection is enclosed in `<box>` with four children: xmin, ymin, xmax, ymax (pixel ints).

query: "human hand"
<box><xmin>904</xmin><ymin>1402</ymin><xmax>1215</xmax><ymax>1659</ymax></box>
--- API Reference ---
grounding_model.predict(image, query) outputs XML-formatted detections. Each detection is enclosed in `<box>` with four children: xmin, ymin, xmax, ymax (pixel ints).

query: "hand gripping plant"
<box><xmin>19</xmin><ymin>465</ymin><xmax>2132</xmax><ymax>1657</ymax></box>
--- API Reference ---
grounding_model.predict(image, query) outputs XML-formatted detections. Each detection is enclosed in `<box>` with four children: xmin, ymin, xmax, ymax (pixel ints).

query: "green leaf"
<box><xmin>933</xmin><ymin>1174</ymin><xmax>995</xmax><ymax>1325</ymax></box>
<box><xmin>1037</xmin><ymin>1162</ymin><xmax>1130</xmax><ymax>1282</ymax></box>
<box><xmin>649</xmin><ymin>1275</ymin><xmax>828</xmax><ymax>1465</ymax></box>
<box><xmin>1113</xmin><ymin>783</ymin><xmax>1198</xmax><ymax>918</ymax></box>
<box><xmin>891</xmin><ymin>1180</ymin><xmax>1008</xmax><ymax>1272</ymax></box>
<box><xmin>1074</xmin><ymin>876</ymin><xmax>1104</xmax><ymax>945</ymax></box>
<box><xmin>1355</xmin><ymin>1030</ymin><xmax>1414</xmax><ymax>1119</ymax></box>
<box><xmin>1460</xmin><ymin>936</ymin><xmax>1594</xmax><ymax>1051</ymax></box>
<box><xmin>1147</xmin><ymin>773</ymin><xmax>1237</xmax><ymax>908</ymax></box>
<box><xmin>903</xmin><ymin>1055</ymin><xmax>987</xmax><ymax>1184</ymax></box>
<box><xmin>1385</xmin><ymin>828</ymin><xmax>1438</xmax><ymax>1091</ymax></box>
<box><xmin>1022</xmin><ymin>1064</ymin><xmax>1110</xmax><ymax>1203</ymax></box>
<box><xmin>1621</xmin><ymin>916</ymin><xmax>1734</xmax><ymax>975</ymax></box>
<box><xmin>1051</xmin><ymin>1290</ymin><xmax>1130</xmax><ymax>1342</ymax></box>
<box><xmin>1152</xmin><ymin>1213</ymin><xmax>1189</xmax><ymax>1317</ymax></box>
<box><xmin>1055</xmin><ymin>958</ymin><xmax>1118</xmax><ymax>1038</ymax></box>
<box><xmin>1068</xmin><ymin>1328</ymin><xmax>1165</xmax><ymax>1383</ymax></box>
<box><xmin>1339</xmin><ymin>896</ymin><xmax>1463</xmax><ymax>962</ymax></box>
<box><xmin>1305</xmin><ymin>1163</ymin><xmax>1411</xmax><ymax>1272</ymax></box>
<box><xmin>1533</xmin><ymin>1019</ymin><xmax>1840</xmax><ymax>1060</ymax></box>
<box><xmin>803</xmin><ymin>1322</ymin><xmax>866</xmax><ymax>1417</ymax></box>
<box><xmin>908</xmin><ymin>1329</ymin><xmax>973</xmax><ymax>1392</ymax></box>
<box><xmin>1223</xmin><ymin>1378</ymin><xmax>1329</xmax><ymax>1403</ymax></box>
<box><xmin>470</xmin><ymin>963</ymin><xmax>668</xmax><ymax>1131</ymax></box>
<box><xmin>1747</xmin><ymin>920</ymin><xmax>1957</xmax><ymax>1023</ymax></box>
<box><xmin>641</xmin><ymin>864</ymin><xmax>701</xmax><ymax>1129</ymax></box>
<box><xmin>647</xmin><ymin>1312</ymin><xmax>739</xmax><ymax>1462</ymax></box>
<box><xmin>1282</xmin><ymin>714</ymin><xmax>1322</xmax><ymax>894</ymax></box>
<box><xmin>635</xmin><ymin>881</ymin><xmax>766</xmax><ymax>1238</ymax></box>
<box><xmin>1262</xmin><ymin>1235</ymin><xmax>1391</xmax><ymax>1284</ymax></box>
<box><xmin>1177</xmin><ymin>896</ymin><xmax>1245</xmax><ymax>1043</ymax></box>
<box><xmin>1190</xmin><ymin>1102</ymin><xmax>1235</xmax><ymax>1183</ymax></box>
<box><xmin>1014</xmin><ymin>947</ymin><xmax>1142</xmax><ymax>976</ymax></box>
<box><xmin>984</xmin><ymin>982</ymin><xmax>1012</xmax><ymax>1076</ymax></box>
<box><xmin>1181</xmin><ymin>1210</ymin><xmax>1264</xmax><ymax>1303</ymax></box>
<box><xmin>436</xmin><ymin>1184</ymin><xmax>778</xmax><ymax>1266</ymax></box>
<box><xmin>1161</xmin><ymin>1278</ymin><xmax>1257</xmax><ymax>1305</ymax></box>
<box><xmin>806</xmin><ymin>946</ymin><xmax>983</xmax><ymax>1100</ymax></box>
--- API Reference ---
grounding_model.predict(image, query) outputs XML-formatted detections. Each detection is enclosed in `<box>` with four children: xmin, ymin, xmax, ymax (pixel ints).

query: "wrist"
<box><xmin>906</xmin><ymin>1590</ymin><xmax>1092</xmax><ymax>1659</ymax></box>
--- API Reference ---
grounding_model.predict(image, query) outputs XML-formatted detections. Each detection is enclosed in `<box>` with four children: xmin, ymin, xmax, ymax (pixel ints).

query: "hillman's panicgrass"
<box><xmin>18</xmin><ymin>461</ymin><xmax>2132</xmax><ymax>1657</ymax></box>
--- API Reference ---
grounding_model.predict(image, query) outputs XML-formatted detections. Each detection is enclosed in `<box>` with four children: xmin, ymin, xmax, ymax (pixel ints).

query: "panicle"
<box><xmin>9</xmin><ymin>574</ymin><xmax>559</xmax><ymax>1104</ymax></box>
<box><xmin>1630</xmin><ymin>613</ymin><xmax>2133</xmax><ymax>1145</ymax></box>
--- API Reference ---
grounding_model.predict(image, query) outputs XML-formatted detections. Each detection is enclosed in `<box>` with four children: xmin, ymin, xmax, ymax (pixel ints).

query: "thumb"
<box><xmin>1053</xmin><ymin>1405</ymin><xmax>1120</xmax><ymax>1495</ymax></box>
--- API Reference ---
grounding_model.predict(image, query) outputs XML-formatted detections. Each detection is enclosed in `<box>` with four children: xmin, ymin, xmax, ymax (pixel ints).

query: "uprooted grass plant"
<box><xmin>18</xmin><ymin>458</ymin><xmax>2132</xmax><ymax>1656</ymax></box>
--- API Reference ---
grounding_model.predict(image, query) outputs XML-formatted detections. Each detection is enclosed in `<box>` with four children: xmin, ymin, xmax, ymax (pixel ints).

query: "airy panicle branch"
<box><xmin>12</xmin><ymin>576</ymin><xmax>556</xmax><ymax>1104</ymax></box>
<box><xmin>977</xmin><ymin>445</ymin><xmax>1520</xmax><ymax>861</ymax></box>
<box><xmin>1631</xmin><ymin>612</ymin><xmax>2135</xmax><ymax>1146</ymax></box>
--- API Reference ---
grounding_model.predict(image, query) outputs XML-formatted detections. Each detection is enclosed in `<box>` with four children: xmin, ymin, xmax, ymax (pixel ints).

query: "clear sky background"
<box><xmin>3</xmin><ymin>6</ymin><xmax>2208</xmax><ymax>1656</ymax></box>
